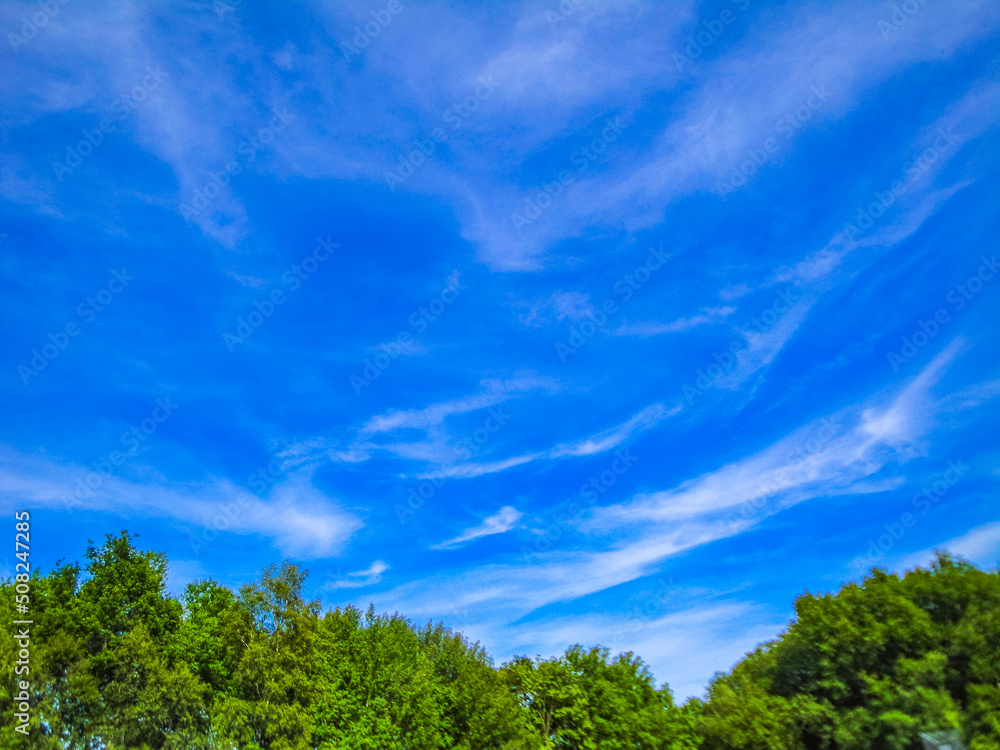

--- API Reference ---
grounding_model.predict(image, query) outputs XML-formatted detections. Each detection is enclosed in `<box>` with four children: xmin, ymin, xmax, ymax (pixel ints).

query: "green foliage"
<box><xmin>171</xmin><ymin>578</ymin><xmax>244</xmax><ymax>696</ymax></box>
<box><xmin>1</xmin><ymin>536</ymin><xmax>996</xmax><ymax>749</ymax></box>
<box><xmin>502</xmin><ymin>645</ymin><xmax>701</xmax><ymax>749</ymax></box>
<box><xmin>699</xmin><ymin>553</ymin><xmax>1000</xmax><ymax>750</ymax></box>
<box><xmin>213</xmin><ymin>562</ymin><xmax>320</xmax><ymax>750</ymax></box>
<box><xmin>311</xmin><ymin>605</ymin><xmax>445</xmax><ymax>749</ymax></box>
<box><xmin>417</xmin><ymin>621</ymin><xmax>542</xmax><ymax>749</ymax></box>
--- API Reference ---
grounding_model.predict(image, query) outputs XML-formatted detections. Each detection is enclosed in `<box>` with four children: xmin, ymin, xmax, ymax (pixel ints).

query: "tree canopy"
<box><xmin>2</xmin><ymin>531</ymin><xmax>997</xmax><ymax>749</ymax></box>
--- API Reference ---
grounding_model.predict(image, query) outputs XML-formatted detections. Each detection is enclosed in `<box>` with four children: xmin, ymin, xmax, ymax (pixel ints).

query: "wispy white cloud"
<box><xmin>714</xmin><ymin>298</ymin><xmax>814</xmax><ymax>391</ymax></box>
<box><xmin>432</xmin><ymin>506</ymin><xmax>524</xmax><ymax>550</ymax></box>
<box><xmin>895</xmin><ymin>522</ymin><xmax>1000</xmax><ymax>573</ymax></box>
<box><xmin>940</xmin><ymin>379</ymin><xmax>1000</xmax><ymax>412</ymax></box>
<box><xmin>420</xmin><ymin>402</ymin><xmax>679</xmax><ymax>479</ymax></box>
<box><xmin>7</xmin><ymin>0</ymin><xmax>995</xmax><ymax>270</ymax></box>
<box><xmin>548</xmin><ymin>403</ymin><xmax>679</xmax><ymax>458</ymax></box>
<box><xmin>775</xmin><ymin>78</ymin><xmax>1000</xmax><ymax>284</ymax></box>
<box><xmin>369</xmin><ymin>342</ymin><xmax>966</xmax><ymax>648</ymax></box>
<box><xmin>460</xmin><ymin>1</ymin><xmax>1000</xmax><ymax>268</ymax></box>
<box><xmin>772</xmin><ymin>248</ymin><xmax>848</xmax><ymax>285</ymax></box>
<box><xmin>277</xmin><ymin>376</ymin><xmax>558</xmax><ymax>470</ymax></box>
<box><xmin>323</xmin><ymin>560</ymin><xmax>390</xmax><ymax>590</ymax></box>
<box><xmin>361</xmin><ymin>376</ymin><xmax>548</xmax><ymax>434</ymax></box>
<box><xmin>513</xmin><ymin>291</ymin><xmax>597</xmax><ymax>329</ymax></box>
<box><xmin>941</xmin><ymin>523</ymin><xmax>1000</xmax><ymax>569</ymax></box>
<box><xmin>498</xmin><ymin>602</ymin><xmax>788</xmax><ymax>700</ymax></box>
<box><xmin>615</xmin><ymin>307</ymin><xmax>736</xmax><ymax>336</ymax></box>
<box><xmin>0</xmin><ymin>448</ymin><xmax>362</xmax><ymax>559</ymax></box>
<box><xmin>551</xmin><ymin>291</ymin><xmax>595</xmax><ymax>321</ymax></box>
<box><xmin>283</xmin><ymin>382</ymin><xmax>674</xmax><ymax>482</ymax></box>
<box><xmin>597</xmin><ymin>340</ymin><xmax>963</xmax><ymax>527</ymax></box>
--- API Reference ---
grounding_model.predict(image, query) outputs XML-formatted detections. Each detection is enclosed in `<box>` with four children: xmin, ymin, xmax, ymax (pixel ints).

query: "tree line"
<box><xmin>1</xmin><ymin>531</ymin><xmax>997</xmax><ymax>749</ymax></box>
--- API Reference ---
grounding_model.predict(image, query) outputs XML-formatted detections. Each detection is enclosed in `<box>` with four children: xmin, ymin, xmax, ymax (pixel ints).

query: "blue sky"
<box><xmin>2</xmin><ymin>0</ymin><xmax>999</xmax><ymax>699</ymax></box>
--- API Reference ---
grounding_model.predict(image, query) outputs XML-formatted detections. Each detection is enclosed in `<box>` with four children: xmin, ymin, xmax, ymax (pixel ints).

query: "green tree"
<box><xmin>213</xmin><ymin>561</ymin><xmax>320</xmax><ymax>750</ymax></box>
<box><xmin>311</xmin><ymin>605</ymin><xmax>445</xmax><ymax>749</ymax></box>
<box><xmin>503</xmin><ymin>645</ymin><xmax>700</xmax><ymax>749</ymax></box>
<box><xmin>3</xmin><ymin>533</ymin><xmax>996</xmax><ymax>750</ymax></box>
<box><xmin>99</xmin><ymin>624</ymin><xmax>210</xmax><ymax>749</ymax></box>
<box><xmin>417</xmin><ymin>621</ymin><xmax>545</xmax><ymax>749</ymax></box>
<box><xmin>171</xmin><ymin>578</ymin><xmax>246</xmax><ymax>698</ymax></box>
<box><xmin>698</xmin><ymin>553</ymin><xmax>1000</xmax><ymax>750</ymax></box>
<box><xmin>503</xmin><ymin>653</ymin><xmax>594</xmax><ymax>748</ymax></box>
